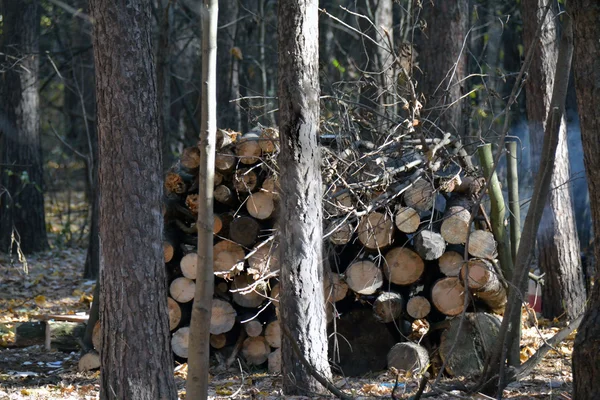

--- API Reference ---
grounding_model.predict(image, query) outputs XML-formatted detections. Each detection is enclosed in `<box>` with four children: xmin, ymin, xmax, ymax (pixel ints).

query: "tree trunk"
<box><xmin>522</xmin><ymin>0</ymin><xmax>586</xmax><ymax>319</ymax></box>
<box><xmin>418</xmin><ymin>0</ymin><xmax>468</xmax><ymax>138</ymax></box>
<box><xmin>278</xmin><ymin>0</ymin><xmax>332</xmax><ymax>394</ymax></box>
<box><xmin>0</xmin><ymin>0</ymin><xmax>48</xmax><ymax>254</ymax></box>
<box><xmin>186</xmin><ymin>0</ymin><xmax>218</xmax><ymax>398</ymax></box>
<box><xmin>570</xmin><ymin>1</ymin><xmax>600</xmax><ymax>398</ymax></box>
<box><xmin>90</xmin><ymin>0</ymin><xmax>177</xmax><ymax>398</ymax></box>
<box><xmin>217</xmin><ymin>0</ymin><xmax>241</xmax><ymax>131</ymax></box>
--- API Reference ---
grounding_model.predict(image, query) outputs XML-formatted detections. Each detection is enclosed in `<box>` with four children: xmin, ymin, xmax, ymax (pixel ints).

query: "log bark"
<box><xmin>345</xmin><ymin>260</ymin><xmax>383</xmax><ymax>295</ymax></box>
<box><xmin>394</xmin><ymin>206</ymin><xmax>420</xmax><ymax>234</ymax></box>
<box><xmin>383</xmin><ymin>247</ymin><xmax>425</xmax><ymax>285</ymax></box>
<box><xmin>414</xmin><ymin>230</ymin><xmax>446</xmax><ymax>260</ymax></box>
<box><xmin>387</xmin><ymin>342</ymin><xmax>430</xmax><ymax>375</ymax></box>
<box><xmin>461</xmin><ymin>259</ymin><xmax>507</xmax><ymax>312</ymax></box>
<box><xmin>431</xmin><ymin>277</ymin><xmax>467</xmax><ymax>316</ymax></box>
<box><xmin>15</xmin><ymin>321</ymin><xmax>46</xmax><ymax>348</ymax></box>
<box><xmin>439</xmin><ymin>313</ymin><xmax>501</xmax><ymax>377</ymax></box>
<box><xmin>357</xmin><ymin>212</ymin><xmax>394</xmax><ymax>250</ymax></box>
<box><xmin>373</xmin><ymin>292</ymin><xmax>404</xmax><ymax>323</ymax></box>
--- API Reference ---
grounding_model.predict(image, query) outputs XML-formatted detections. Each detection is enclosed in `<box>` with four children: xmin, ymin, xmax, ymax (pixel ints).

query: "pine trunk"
<box><xmin>90</xmin><ymin>0</ymin><xmax>177</xmax><ymax>397</ymax></box>
<box><xmin>278</xmin><ymin>0</ymin><xmax>332</xmax><ymax>393</ymax></box>
<box><xmin>570</xmin><ymin>0</ymin><xmax>600</xmax><ymax>398</ymax></box>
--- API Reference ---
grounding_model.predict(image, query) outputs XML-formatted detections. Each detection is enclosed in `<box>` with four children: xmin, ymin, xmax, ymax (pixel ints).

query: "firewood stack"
<box><xmin>158</xmin><ymin>124</ymin><xmax>507</xmax><ymax>378</ymax></box>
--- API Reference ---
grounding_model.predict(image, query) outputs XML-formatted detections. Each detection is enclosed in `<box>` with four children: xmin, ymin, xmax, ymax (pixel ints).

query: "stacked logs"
<box><xmin>162</xmin><ymin>127</ymin><xmax>283</xmax><ymax>372</ymax></box>
<box><xmin>159</xmin><ymin>125</ymin><xmax>508</xmax><ymax>378</ymax></box>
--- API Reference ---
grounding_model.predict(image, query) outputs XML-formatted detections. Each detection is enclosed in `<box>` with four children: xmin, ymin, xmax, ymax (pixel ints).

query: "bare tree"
<box><xmin>186</xmin><ymin>0</ymin><xmax>217</xmax><ymax>399</ymax></box>
<box><xmin>522</xmin><ymin>1</ymin><xmax>586</xmax><ymax>319</ymax></box>
<box><xmin>571</xmin><ymin>0</ymin><xmax>600</xmax><ymax>397</ymax></box>
<box><xmin>90</xmin><ymin>0</ymin><xmax>177</xmax><ymax>398</ymax></box>
<box><xmin>0</xmin><ymin>0</ymin><xmax>49</xmax><ymax>254</ymax></box>
<box><xmin>278</xmin><ymin>0</ymin><xmax>332</xmax><ymax>395</ymax></box>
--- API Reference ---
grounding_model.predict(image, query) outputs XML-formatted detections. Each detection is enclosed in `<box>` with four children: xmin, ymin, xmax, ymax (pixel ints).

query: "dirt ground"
<box><xmin>0</xmin><ymin>249</ymin><xmax>576</xmax><ymax>399</ymax></box>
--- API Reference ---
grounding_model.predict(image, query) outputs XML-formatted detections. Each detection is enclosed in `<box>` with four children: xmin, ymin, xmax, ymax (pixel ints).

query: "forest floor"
<box><xmin>0</xmin><ymin>249</ymin><xmax>576</xmax><ymax>400</ymax></box>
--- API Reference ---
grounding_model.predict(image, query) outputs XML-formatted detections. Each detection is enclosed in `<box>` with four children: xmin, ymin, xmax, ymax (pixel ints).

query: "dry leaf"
<box><xmin>231</xmin><ymin>46</ymin><xmax>243</xmax><ymax>60</ymax></box>
<box><xmin>34</xmin><ymin>295</ymin><xmax>46</xmax><ymax>307</ymax></box>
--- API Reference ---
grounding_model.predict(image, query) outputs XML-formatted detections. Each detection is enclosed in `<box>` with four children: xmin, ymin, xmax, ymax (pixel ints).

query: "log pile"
<box><xmin>157</xmin><ymin>124</ymin><xmax>506</xmax><ymax>378</ymax></box>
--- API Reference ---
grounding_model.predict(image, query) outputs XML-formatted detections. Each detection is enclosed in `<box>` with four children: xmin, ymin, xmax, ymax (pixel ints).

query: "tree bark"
<box><xmin>217</xmin><ymin>0</ymin><xmax>241</xmax><ymax>131</ymax></box>
<box><xmin>570</xmin><ymin>1</ymin><xmax>600</xmax><ymax>398</ymax></box>
<box><xmin>278</xmin><ymin>0</ymin><xmax>332</xmax><ymax>394</ymax></box>
<box><xmin>0</xmin><ymin>0</ymin><xmax>49</xmax><ymax>254</ymax></box>
<box><xmin>418</xmin><ymin>0</ymin><xmax>468</xmax><ymax>138</ymax></box>
<box><xmin>90</xmin><ymin>0</ymin><xmax>177</xmax><ymax>398</ymax></box>
<box><xmin>522</xmin><ymin>0</ymin><xmax>586</xmax><ymax>319</ymax></box>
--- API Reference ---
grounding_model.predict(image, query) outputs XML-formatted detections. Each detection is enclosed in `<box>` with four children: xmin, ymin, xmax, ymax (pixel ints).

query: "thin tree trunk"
<box><xmin>522</xmin><ymin>0</ymin><xmax>586</xmax><ymax>320</ymax></box>
<box><xmin>0</xmin><ymin>0</ymin><xmax>48</xmax><ymax>254</ymax></box>
<box><xmin>479</xmin><ymin>13</ymin><xmax>574</xmax><ymax>395</ymax></box>
<box><xmin>186</xmin><ymin>0</ymin><xmax>217</xmax><ymax>398</ymax></box>
<box><xmin>570</xmin><ymin>1</ymin><xmax>600</xmax><ymax>398</ymax></box>
<box><xmin>278</xmin><ymin>0</ymin><xmax>332</xmax><ymax>395</ymax></box>
<box><xmin>90</xmin><ymin>0</ymin><xmax>177</xmax><ymax>398</ymax></box>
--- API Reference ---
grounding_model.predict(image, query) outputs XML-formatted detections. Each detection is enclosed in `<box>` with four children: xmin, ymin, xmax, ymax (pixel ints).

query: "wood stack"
<box><xmin>157</xmin><ymin>125</ymin><xmax>506</xmax><ymax>377</ymax></box>
<box><xmin>162</xmin><ymin>127</ymin><xmax>282</xmax><ymax>370</ymax></box>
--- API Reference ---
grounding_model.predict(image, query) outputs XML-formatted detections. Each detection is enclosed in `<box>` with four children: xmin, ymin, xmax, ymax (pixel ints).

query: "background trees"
<box><xmin>522</xmin><ymin>0</ymin><xmax>586</xmax><ymax>319</ymax></box>
<box><xmin>90</xmin><ymin>0</ymin><xmax>177</xmax><ymax>398</ymax></box>
<box><xmin>0</xmin><ymin>0</ymin><xmax>48</xmax><ymax>254</ymax></box>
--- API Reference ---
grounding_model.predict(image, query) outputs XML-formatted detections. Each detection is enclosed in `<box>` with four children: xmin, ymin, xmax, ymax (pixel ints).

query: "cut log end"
<box><xmin>441</xmin><ymin>206</ymin><xmax>471</xmax><ymax>245</ymax></box>
<box><xmin>171</xmin><ymin>327</ymin><xmax>189</xmax><ymax>359</ymax></box>
<box><xmin>268</xmin><ymin>348</ymin><xmax>281</xmax><ymax>374</ymax></box>
<box><xmin>211</xmin><ymin>299</ymin><xmax>237</xmax><ymax>335</ymax></box>
<box><xmin>324</xmin><ymin>273</ymin><xmax>349</xmax><ymax>303</ymax></box>
<box><xmin>467</xmin><ymin>230</ymin><xmax>497</xmax><ymax>260</ymax></box>
<box><xmin>404</xmin><ymin>179</ymin><xmax>434</xmax><ymax>211</ymax></box>
<box><xmin>247</xmin><ymin>192</ymin><xmax>275</xmax><ymax>220</ymax></box>
<box><xmin>243</xmin><ymin>320</ymin><xmax>263</xmax><ymax>337</ymax></box>
<box><xmin>169</xmin><ymin>277</ymin><xmax>196</xmax><ymax>303</ymax></box>
<box><xmin>431</xmin><ymin>277</ymin><xmax>467</xmax><ymax>316</ymax></box>
<box><xmin>167</xmin><ymin>297</ymin><xmax>182</xmax><ymax>331</ymax></box>
<box><xmin>373</xmin><ymin>292</ymin><xmax>404</xmax><ymax>323</ymax></box>
<box><xmin>387</xmin><ymin>342</ymin><xmax>430</xmax><ymax>375</ymax></box>
<box><xmin>406</xmin><ymin>296</ymin><xmax>431</xmax><ymax>319</ymax></box>
<box><xmin>357</xmin><ymin>212</ymin><xmax>394</xmax><ymax>250</ymax></box>
<box><xmin>78</xmin><ymin>352</ymin><xmax>101</xmax><ymax>372</ymax></box>
<box><xmin>264</xmin><ymin>320</ymin><xmax>281</xmax><ymax>348</ymax></box>
<box><xmin>242</xmin><ymin>336</ymin><xmax>270</xmax><ymax>365</ymax></box>
<box><xmin>414</xmin><ymin>230</ymin><xmax>446</xmax><ymax>261</ymax></box>
<box><xmin>180</xmin><ymin>253</ymin><xmax>198</xmax><ymax>280</ymax></box>
<box><xmin>383</xmin><ymin>247</ymin><xmax>425</xmax><ymax>285</ymax></box>
<box><xmin>345</xmin><ymin>260</ymin><xmax>383</xmax><ymax>295</ymax></box>
<box><xmin>394</xmin><ymin>206</ymin><xmax>420</xmax><ymax>233</ymax></box>
<box><xmin>439</xmin><ymin>251</ymin><xmax>464</xmax><ymax>277</ymax></box>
